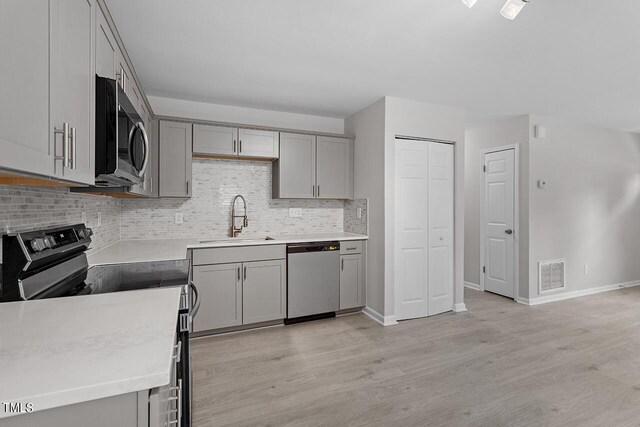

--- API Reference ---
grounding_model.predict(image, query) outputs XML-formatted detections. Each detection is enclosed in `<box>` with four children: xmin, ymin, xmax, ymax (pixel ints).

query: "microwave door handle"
<box><xmin>137</xmin><ymin>122</ymin><xmax>149</xmax><ymax>177</ymax></box>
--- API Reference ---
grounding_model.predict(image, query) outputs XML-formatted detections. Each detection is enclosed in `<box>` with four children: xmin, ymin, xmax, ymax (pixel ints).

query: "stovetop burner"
<box><xmin>64</xmin><ymin>260</ymin><xmax>190</xmax><ymax>297</ymax></box>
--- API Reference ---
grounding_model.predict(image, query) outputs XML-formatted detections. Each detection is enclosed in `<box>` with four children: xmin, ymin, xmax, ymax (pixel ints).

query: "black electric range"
<box><xmin>0</xmin><ymin>224</ymin><xmax>198</xmax><ymax>427</ymax></box>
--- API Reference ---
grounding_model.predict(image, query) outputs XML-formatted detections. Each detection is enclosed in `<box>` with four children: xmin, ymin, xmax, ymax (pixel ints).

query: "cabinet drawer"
<box><xmin>340</xmin><ymin>240</ymin><xmax>364</xmax><ymax>255</ymax></box>
<box><xmin>192</xmin><ymin>244</ymin><xmax>286</xmax><ymax>265</ymax></box>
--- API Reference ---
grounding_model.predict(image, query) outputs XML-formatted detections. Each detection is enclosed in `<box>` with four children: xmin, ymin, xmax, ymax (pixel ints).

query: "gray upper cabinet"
<box><xmin>159</xmin><ymin>120</ymin><xmax>192</xmax><ymax>198</ymax></box>
<box><xmin>50</xmin><ymin>0</ymin><xmax>96</xmax><ymax>185</ymax></box>
<box><xmin>273</xmin><ymin>133</ymin><xmax>353</xmax><ymax>200</ymax></box>
<box><xmin>316</xmin><ymin>136</ymin><xmax>353</xmax><ymax>199</ymax></box>
<box><xmin>193</xmin><ymin>124</ymin><xmax>237</xmax><ymax>156</ymax></box>
<box><xmin>273</xmin><ymin>133</ymin><xmax>316</xmax><ymax>199</ymax></box>
<box><xmin>95</xmin><ymin>6</ymin><xmax>116</xmax><ymax>80</ymax></box>
<box><xmin>193</xmin><ymin>124</ymin><xmax>279</xmax><ymax>159</ymax></box>
<box><xmin>237</xmin><ymin>128</ymin><xmax>279</xmax><ymax>158</ymax></box>
<box><xmin>0</xmin><ymin>0</ymin><xmax>95</xmax><ymax>185</ymax></box>
<box><xmin>0</xmin><ymin>2</ymin><xmax>54</xmax><ymax>178</ymax></box>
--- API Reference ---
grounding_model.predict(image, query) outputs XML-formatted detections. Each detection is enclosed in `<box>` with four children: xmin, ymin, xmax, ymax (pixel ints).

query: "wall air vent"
<box><xmin>539</xmin><ymin>259</ymin><xmax>566</xmax><ymax>293</ymax></box>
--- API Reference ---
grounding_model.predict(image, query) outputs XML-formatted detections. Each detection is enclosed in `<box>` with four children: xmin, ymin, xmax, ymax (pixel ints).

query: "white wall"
<box><xmin>344</xmin><ymin>98</ymin><xmax>386</xmax><ymax>316</ymax></box>
<box><xmin>528</xmin><ymin>115</ymin><xmax>640</xmax><ymax>298</ymax></box>
<box><xmin>148</xmin><ymin>96</ymin><xmax>345</xmax><ymax>135</ymax></box>
<box><xmin>464</xmin><ymin>116</ymin><xmax>530</xmax><ymax>298</ymax></box>
<box><xmin>384</xmin><ymin>97</ymin><xmax>466</xmax><ymax>315</ymax></box>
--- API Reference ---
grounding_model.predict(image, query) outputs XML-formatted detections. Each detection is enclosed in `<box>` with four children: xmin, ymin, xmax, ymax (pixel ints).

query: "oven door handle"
<box><xmin>189</xmin><ymin>281</ymin><xmax>200</xmax><ymax>319</ymax></box>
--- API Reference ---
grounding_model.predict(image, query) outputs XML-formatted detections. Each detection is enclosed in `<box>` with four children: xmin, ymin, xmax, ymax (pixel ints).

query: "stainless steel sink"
<box><xmin>199</xmin><ymin>237</ymin><xmax>274</xmax><ymax>244</ymax></box>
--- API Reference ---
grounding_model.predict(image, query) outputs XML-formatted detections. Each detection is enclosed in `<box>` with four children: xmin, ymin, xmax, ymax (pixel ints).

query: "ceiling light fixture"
<box><xmin>500</xmin><ymin>0</ymin><xmax>529</xmax><ymax>20</ymax></box>
<box><xmin>462</xmin><ymin>0</ymin><xmax>479</xmax><ymax>8</ymax></box>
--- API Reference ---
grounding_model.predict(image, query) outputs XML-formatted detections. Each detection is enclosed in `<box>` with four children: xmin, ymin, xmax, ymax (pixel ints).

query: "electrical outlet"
<box><xmin>289</xmin><ymin>208</ymin><xmax>302</xmax><ymax>218</ymax></box>
<box><xmin>97</xmin><ymin>211</ymin><xmax>102</xmax><ymax>227</ymax></box>
<box><xmin>81</xmin><ymin>211</ymin><xmax>87</xmax><ymax>225</ymax></box>
<box><xmin>175</xmin><ymin>212</ymin><xmax>184</xmax><ymax>224</ymax></box>
<box><xmin>357</xmin><ymin>207</ymin><xmax>362</xmax><ymax>219</ymax></box>
<box><xmin>584</xmin><ymin>264</ymin><xmax>589</xmax><ymax>275</ymax></box>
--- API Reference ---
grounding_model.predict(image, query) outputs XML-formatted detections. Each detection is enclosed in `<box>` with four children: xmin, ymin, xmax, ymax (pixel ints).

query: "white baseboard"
<box><xmin>518</xmin><ymin>279</ymin><xmax>640</xmax><ymax>306</ymax></box>
<box><xmin>362</xmin><ymin>306</ymin><xmax>398</xmax><ymax>326</ymax></box>
<box><xmin>453</xmin><ymin>303</ymin><xmax>467</xmax><ymax>312</ymax></box>
<box><xmin>464</xmin><ymin>281</ymin><xmax>480</xmax><ymax>291</ymax></box>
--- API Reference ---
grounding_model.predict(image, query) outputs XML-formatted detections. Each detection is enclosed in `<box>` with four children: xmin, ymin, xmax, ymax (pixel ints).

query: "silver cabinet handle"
<box><xmin>341</xmin><ymin>259</ymin><xmax>344</xmax><ymax>271</ymax></box>
<box><xmin>318</xmin><ymin>185</ymin><xmax>320</xmax><ymax>197</ymax></box>
<box><xmin>54</xmin><ymin>122</ymin><xmax>70</xmax><ymax>168</ymax></box>
<box><xmin>186</xmin><ymin>180</ymin><xmax>189</xmax><ymax>194</ymax></box>
<box><xmin>243</xmin><ymin>266</ymin><xmax>247</xmax><ymax>280</ymax></box>
<box><xmin>237</xmin><ymin>267</ymin><xmax>240</xmax><ymax>281</ymax></box>
<box><xmin>233</xmin><ymin>140</ymin><xmax>236</xmax><ymax>153</ymax></box>
<box><xmin>239</xmin><ymin>139</ymin><xmax>242</xmax><ymax>154</ymax></box>
<box><xmin>117</xmin><ymin>67</ymin><xmax>127</xmax><ymax>93</ymax></box>
<box><xmin>70</xmin><ymin>126</ymin><xmax>76</xmax><ymax>169</ymax></box>
<box><xmin>346</xmin><ymin>247</ymin><xmax>357</xmax><ymax>251</ymax></box>
<box><xmin>312</xmin><ymin>185</ymin><xmax>315</xmax><ymax>197</ymax></box>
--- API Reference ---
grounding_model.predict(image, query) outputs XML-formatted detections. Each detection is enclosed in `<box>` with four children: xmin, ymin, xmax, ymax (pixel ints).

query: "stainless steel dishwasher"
<box><xmin>286</xmin><ymin>241</ymin><xmax>340</xmax><ymax>322</ymax></box>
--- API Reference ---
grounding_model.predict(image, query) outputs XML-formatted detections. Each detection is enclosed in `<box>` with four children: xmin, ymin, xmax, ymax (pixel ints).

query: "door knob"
<box><xmin>505</xmin><ymin>229</ymin><xmax>513</xmax><ymax>235</ymax></box>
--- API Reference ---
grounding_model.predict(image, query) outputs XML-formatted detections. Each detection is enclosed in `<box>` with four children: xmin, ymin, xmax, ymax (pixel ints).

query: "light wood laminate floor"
<box><xmin>191</xmin><ymin>287</ymin><xmax>640</xmax><ymax>426</ymax></box>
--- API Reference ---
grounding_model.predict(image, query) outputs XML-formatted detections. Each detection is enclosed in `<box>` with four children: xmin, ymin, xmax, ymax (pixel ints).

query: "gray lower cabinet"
<box><xmin>243</xmin><ymin>260</ymin><xmax>286</xmax><ymax>324</ymax></box>
<box><xmin>273</xmin><ymin>133</ymin><xmax>353</xmax><ymax>200</ymax></box>
<box><xmin>0</xmin><ymin>0</ymin><xmax>95</xmax><ymax>185</ymax></box>
<box><xmin>193</xmin><ymin>124</ymin><xmax>279</xmax><ymax>159</ymax></box>
<box><xmin>192</xmin><ymin>263</ymin><xmax>243</xmax><ymax>331</ymax></box>
<box><xmin>191</xmin><ymin>246</ymin><xmax>287</xmax><ymax>333</ymax></box>
<box><xmin>159</xmin><ymin>120</ymin><xmax>192</xmax><ymax>198</ymax></box>
<box><xmin>339</xmin><ymin>241</ymin><xmax>366</xmax><ymax>310</ymax></box>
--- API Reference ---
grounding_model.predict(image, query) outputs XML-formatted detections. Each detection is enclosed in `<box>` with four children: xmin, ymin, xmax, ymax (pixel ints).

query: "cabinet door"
<box><xmin>193</xmin><ymin>124</ymin><xmax>237</xmax><ymax>156</ymax></box>
<box><xmin>316</xmin><ymin>136</ymin><xmax>352</xmax><ymax>199</ymax></box>
<box><xmin>51</xmin><ymin>0</ymin><xmax>96</xmax><ymax>185</ymax></box>
<box><xmin>242</xmin><ymin>260</ymin><xmax>286</xmax><ymax>324</ymax></box>
<box><xmin>192</xmin><ymin>263</ymin><xmax>242</xmax><ymax>331</ymax></box>
<box><xmin>159</xmin><ymin>120</ymin><xmax>192</xmax><ymax>198</ymax></box>
<box><xmin>238</xmin><ymin>128</ymin><xmax>279</xmax><ymax>159</ymax></box>
<box><xmin>340</xmin><ymin>254</ymin><xmax>364</xmax><ymax>310</ymax></box>
<box><xmin>0</xmin><ymin>2</ymin><xmax>55</xmax><ymax>178</ymax></box>
<box><xmin>95</xmin><ymin>6</ymin><xmax>116</xmax><ymax>79</ymax></box>
<box><xmin>273</xmin><ymin>133</ymin><xmax>316</xmax><ymax>199</ymax></box>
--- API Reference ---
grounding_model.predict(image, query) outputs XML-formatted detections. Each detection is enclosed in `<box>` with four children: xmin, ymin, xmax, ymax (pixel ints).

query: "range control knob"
<box><xmin>29</xmin><ymin>238</ymin><xmax>46</xmax><ymax>252</ymax></box>
<box><xmin>46</xmin><ymin>235</ymin><xmax>56</xmax><ymax>248</ymax></box>
<box><xmin>77</xmin><ymin>229</ymin><xmax>85</xmax><ymax>239</ymax></box>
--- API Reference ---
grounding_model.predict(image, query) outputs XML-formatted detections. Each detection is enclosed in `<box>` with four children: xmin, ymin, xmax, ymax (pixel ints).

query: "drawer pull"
<box><xmin>346</xmin><ymin>247</ymin><xmax>357</xmax><ymax>250</ymax></box>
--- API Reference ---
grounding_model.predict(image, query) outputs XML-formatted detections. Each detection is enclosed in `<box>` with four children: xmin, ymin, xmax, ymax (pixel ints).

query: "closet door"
<box><xmin>394</xmin><ymin>138</ymin><xmax>429</xmax><ymax>320</ymax></box>
<box><xmin>427</xmin><ymin>142</ymin><xmax>454</xmax><ymax>315</ymax></box>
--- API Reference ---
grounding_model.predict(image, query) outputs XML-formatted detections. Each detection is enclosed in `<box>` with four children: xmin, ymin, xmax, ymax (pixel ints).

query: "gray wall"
<box><xmin>384</xmin><ymin>97</ymin><xmax>466</xmax><ymax>313</ymax></box>
<box><xmin>528</xmin><ymin>115</ymin><xmax>640</xmax><ymax>298</ymax></box>
<box><xmin>0</xmin><ymin>185</ymin><xmax>120</xmax><ymax>253</ymax></box>
<box><xmin>346</xmin><ymin>96</ymin><xmax>466</xmax><ymax>319</ymax></box>
<box><xmin>345</xmin><ymin>98</ymin><xmax>386</xmax><ymax>316</ymax></box>
<box><xmin>464</xmin><ymin>116</ymin><xmax>530</xmax><ymax>299</ymax></box>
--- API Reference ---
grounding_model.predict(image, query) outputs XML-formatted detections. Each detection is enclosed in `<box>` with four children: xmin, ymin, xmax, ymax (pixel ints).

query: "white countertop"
<box><xmin>0</xmin><ymin>287</ymin><xmax>181</xmax><ymax>419</ymax></box>
<box><xmin>88</xmin><ymin>232</ymin><xmax>367</xmax><ymax>266</ymax></box>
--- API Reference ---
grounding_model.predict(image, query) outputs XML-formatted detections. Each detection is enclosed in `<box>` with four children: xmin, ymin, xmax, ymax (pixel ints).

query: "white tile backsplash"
<box><xmin>120</xmin><ymin>159</ymin><xmax>344</xmax><ymax>240</ymax></box>
<box><xmin>0</xmin><ymin>185</ymin><xmax>120</xmax><ymax>253</ymax></box>
<box><xmin>0</xmin><ymin>159</ymin><xmax>349</xmax><ymax>251</ymax></box>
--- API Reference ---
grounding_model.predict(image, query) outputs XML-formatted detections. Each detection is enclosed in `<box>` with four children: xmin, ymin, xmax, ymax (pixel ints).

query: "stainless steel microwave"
<box><xmin>93</xmin><ymin>76</ymin><xmax>148</xmax><ymax>187</ymax></box>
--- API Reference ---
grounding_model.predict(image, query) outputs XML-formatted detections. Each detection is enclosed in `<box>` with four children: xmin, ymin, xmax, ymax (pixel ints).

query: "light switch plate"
<box><xmin>357</xmin><ymin>208</ymin><xmax>362</xmax><ymax>219</ymax></box>
<box><xmin>81</xmin><ymin>211</ymin><xmax>87</xmax><ymax>225</ymax></box>
<box><xmin>175</xmin><ymin>212</ymin><xmax>184</xmax><ymax>224</ymax></box>
<box><xmin>97</xmin><ymin>211</ymin><xmax>102</xmax><ymax>227</ymax></box>
<box><xmin>289</xmin><ymin>208</ymin><xmax>302</xmax><ymax>218</ymax></box>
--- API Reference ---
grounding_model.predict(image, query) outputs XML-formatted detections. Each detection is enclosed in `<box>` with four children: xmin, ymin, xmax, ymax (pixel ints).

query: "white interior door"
<box><xmin>482</xmin><ymin>149</ymin><xmax>516</xmax><ymax>298</ymax></box>
<box><xmin>395</xmin><ymin>139</ymin><xmax>454</xmax><ymax>320</ymax></box>
<box><xmin>427</xmin><ymin>142</ymin><xmax>454</xmax><ymax>315</ymax></box>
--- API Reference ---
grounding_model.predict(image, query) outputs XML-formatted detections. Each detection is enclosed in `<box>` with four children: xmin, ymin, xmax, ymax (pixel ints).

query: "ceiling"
<box><xmin>106</xmin><ymin>0</ymin><xmax>640</xmax><ymax>132</ymax></box>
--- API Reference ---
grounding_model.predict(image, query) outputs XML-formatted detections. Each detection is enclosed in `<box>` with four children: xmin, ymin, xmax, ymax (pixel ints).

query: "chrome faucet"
<box><xmin>230</xmin><ymin>195</ymin><xmax>248</xmax><ymax>237</ymax></box>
